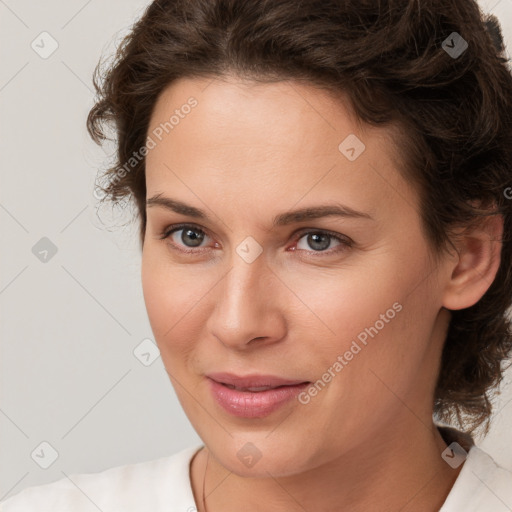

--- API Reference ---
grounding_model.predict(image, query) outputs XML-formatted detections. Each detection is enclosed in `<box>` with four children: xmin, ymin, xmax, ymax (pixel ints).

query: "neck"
<box><xmin>190</xmin><ymin>420</ymin><xmax>464</xmax><ymax>512</ymax></box>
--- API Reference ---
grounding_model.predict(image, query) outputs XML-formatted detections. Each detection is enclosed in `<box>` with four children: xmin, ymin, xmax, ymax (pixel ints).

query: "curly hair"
<box><xmin>86</xmin><ymin>0</ymin><xmax>512</xmax><ymax>436</ymax></box>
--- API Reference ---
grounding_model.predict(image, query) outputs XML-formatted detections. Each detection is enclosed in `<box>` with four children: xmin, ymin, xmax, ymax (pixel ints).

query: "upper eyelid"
<box><xmin>160</xmin><ymin>222</ymin><xmax>210</xmax><ymax>240</ymax></box>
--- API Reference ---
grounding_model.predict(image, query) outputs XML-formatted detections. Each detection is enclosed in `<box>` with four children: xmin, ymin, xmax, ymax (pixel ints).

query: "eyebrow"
<box><xmin>146</xmin><ymin>194</ymin><xmax>374</xmax><ymax>226</ymax></box>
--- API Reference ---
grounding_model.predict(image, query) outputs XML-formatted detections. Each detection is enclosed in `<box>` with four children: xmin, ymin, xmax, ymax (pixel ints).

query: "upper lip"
<box><xmin>207</xmin><ymin>372</ymin><xmax>309</xmax><ymax>389</ymax></box>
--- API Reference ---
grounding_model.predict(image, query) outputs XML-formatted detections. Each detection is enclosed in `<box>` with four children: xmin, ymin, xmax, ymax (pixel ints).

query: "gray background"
<box><xmin>1</xmin><ymin>0</ymin><xmax>511</xmax><ymax>500</ymax></box>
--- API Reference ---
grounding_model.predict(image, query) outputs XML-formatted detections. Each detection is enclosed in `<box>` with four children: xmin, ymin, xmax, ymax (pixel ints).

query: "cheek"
<box><xmin>295</xmin><ymin>252</ymin><xmax>437</xmax><ymax>393</ymax></box>
<box><xmin>289</xmin><ymin>262</ymin><xmax>404</xmax><ymax>351</ymax></box>
<box><xmin>324</xmin><ymin>275</ymin><xmax>440</xmax><ymax>412</ymax></box>
<box><xmin>141</xmin><ymin>245</ymin><xmax>214</xmax><ymax>354</ymax></box>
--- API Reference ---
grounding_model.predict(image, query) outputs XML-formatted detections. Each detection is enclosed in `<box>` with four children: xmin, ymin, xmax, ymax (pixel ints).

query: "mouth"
<box><xmin>206</xmin><ymin>372</ymin><xmax>311</xmax><ymax>418</ymax></box>
<box><xmin>221</xmin><ymin>383</ymin><xmax>296</xmax><ymax>392</ymax></box>
<box><xmin>206</xmin><ymin>372</ymin><xmax>310</xmax><ymax>390</ymax></box>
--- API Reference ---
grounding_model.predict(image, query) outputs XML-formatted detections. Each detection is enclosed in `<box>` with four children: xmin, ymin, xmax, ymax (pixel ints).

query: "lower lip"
<box><xmin>207</xmin><ymin>378</ymin><xmax>309</xmax><ymax>418</ymax></box>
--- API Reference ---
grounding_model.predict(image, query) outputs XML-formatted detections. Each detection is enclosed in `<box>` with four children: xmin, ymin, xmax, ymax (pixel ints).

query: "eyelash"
<box><xmin>158</xmin><ymin>223</ymin><xmax>353</xmax><ymax>257</ymax></box>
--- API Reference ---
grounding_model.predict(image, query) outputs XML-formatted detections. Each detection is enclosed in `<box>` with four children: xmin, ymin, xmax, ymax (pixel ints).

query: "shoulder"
<box><xmin>0</xmin><ymin>444</ymin><xmax>203</xmax><ymax>512</ymax></box>
<box><xmin>441</xmin><ymin>445</ymin><xmax>512</xmax><ymax>512</ymax></box>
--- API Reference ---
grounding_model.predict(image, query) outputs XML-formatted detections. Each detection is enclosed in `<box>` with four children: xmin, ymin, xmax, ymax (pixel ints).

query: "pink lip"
<box><xmin>206</xmin><ymin>372</ymin><xmax>308</xmax><ymax>388</ymax></box>
<box><xmin>206</xmin><ymin>373</ymin><xmax>310</xmax><ymax>418</ymax></box>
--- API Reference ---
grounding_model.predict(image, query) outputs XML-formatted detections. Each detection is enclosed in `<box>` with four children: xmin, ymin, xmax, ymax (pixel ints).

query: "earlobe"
<box><xmin>442</xmin><ymin>214</ymin><xmax>504</xmax><ymax>311</ymax></box>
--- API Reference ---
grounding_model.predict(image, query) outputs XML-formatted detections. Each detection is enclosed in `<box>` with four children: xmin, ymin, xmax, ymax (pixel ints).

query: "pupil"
<box><xmin>183</xmin><ymin>228</ymin><xmax>204</xmax><ymax>247</ymax></box>
<box><xmin>309</xmin><ymin>233</ymin><xmax>330</xmax><ymax>251</ymax></box>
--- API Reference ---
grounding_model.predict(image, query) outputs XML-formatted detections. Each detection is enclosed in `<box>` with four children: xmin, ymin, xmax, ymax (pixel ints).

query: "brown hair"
<box><xmin>86</xmin><ymin>0</ymin><xmax>512</xmax><ymax>436</ymax></box>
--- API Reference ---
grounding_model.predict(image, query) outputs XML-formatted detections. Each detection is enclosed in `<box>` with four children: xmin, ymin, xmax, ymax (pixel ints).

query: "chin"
<box><xmin>204</xmin><ymin>433</ymin><xmax>318</xmax><ymax>478</ymax></box>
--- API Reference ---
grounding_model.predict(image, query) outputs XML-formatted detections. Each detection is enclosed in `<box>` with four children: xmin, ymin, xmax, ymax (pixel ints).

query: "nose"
<box><xmin>205</xmin><ymin>251</ymin><xmax>287</xmax><ymax>351</ymax></box>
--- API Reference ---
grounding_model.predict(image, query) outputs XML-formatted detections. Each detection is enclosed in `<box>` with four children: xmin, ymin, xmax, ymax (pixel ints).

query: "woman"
<box><xmin>3</xmin><ymin>0</ymin><xmax>512</xmax><ymax>510</ymax></box>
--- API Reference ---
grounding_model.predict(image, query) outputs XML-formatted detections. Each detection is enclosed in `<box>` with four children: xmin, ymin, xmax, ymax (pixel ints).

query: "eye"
<box><xmin>159</xmin><ymin>223</ymin><xmax>214</xmax><ymax>253</ymax></box>
<box><xmin>159</xmin><ymin>224</ymin><xmax>352</xmax><ymax>256</ymax></box>
<box><xmin>293</xmin><ymin>230</ymin><xmax>352</xmax><ymax>255</ymax></box>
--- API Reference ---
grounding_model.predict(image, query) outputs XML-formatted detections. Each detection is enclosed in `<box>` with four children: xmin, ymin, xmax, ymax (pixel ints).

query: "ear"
<box><xmin>442</xmin><ymin>213</ymin><xmax>504</xmax><ymax>311</ymax></box>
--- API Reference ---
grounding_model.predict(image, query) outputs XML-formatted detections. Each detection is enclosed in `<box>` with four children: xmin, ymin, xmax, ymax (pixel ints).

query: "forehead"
<box><xmin>148</xmin><ymin>75</ymin><xmax>367</xmax><ymax>154</ymax></box>
<box><xmin>145</xmin><ymin>76</ymin><xmax>417</xmax><ymax>225</ymax></box>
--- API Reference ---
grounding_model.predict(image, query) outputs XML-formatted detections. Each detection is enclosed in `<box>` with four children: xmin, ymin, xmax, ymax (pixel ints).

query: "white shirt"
<box><xmin>2</xmin><ymin>428</ymin><xmax>511</xmax><ymax>512</ymax></box>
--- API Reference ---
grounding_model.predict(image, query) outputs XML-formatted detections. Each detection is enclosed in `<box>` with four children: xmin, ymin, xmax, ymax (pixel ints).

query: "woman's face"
<box><xmin>141</xmin><ymin>75</ymin><xmax>454</xmax><ymax>477</ymax></box>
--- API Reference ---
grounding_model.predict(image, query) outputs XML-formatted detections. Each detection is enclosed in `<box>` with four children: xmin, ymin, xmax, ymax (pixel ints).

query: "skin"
<box><xmin>141</xmin><ymin>75</ymin><xmax>503</xmax><ymax>512</ymax></box>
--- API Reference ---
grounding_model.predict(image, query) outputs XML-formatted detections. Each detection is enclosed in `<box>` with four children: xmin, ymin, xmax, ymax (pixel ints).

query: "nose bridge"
<box><xmin>207</xmin><ymin>247</ymin><xmax>283</xmax><ymax>348</ymax></box>
<box><xmin>219</xmin><ymin>251</ymin><xmax>268</xmax><ymax>326</ymax></box>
